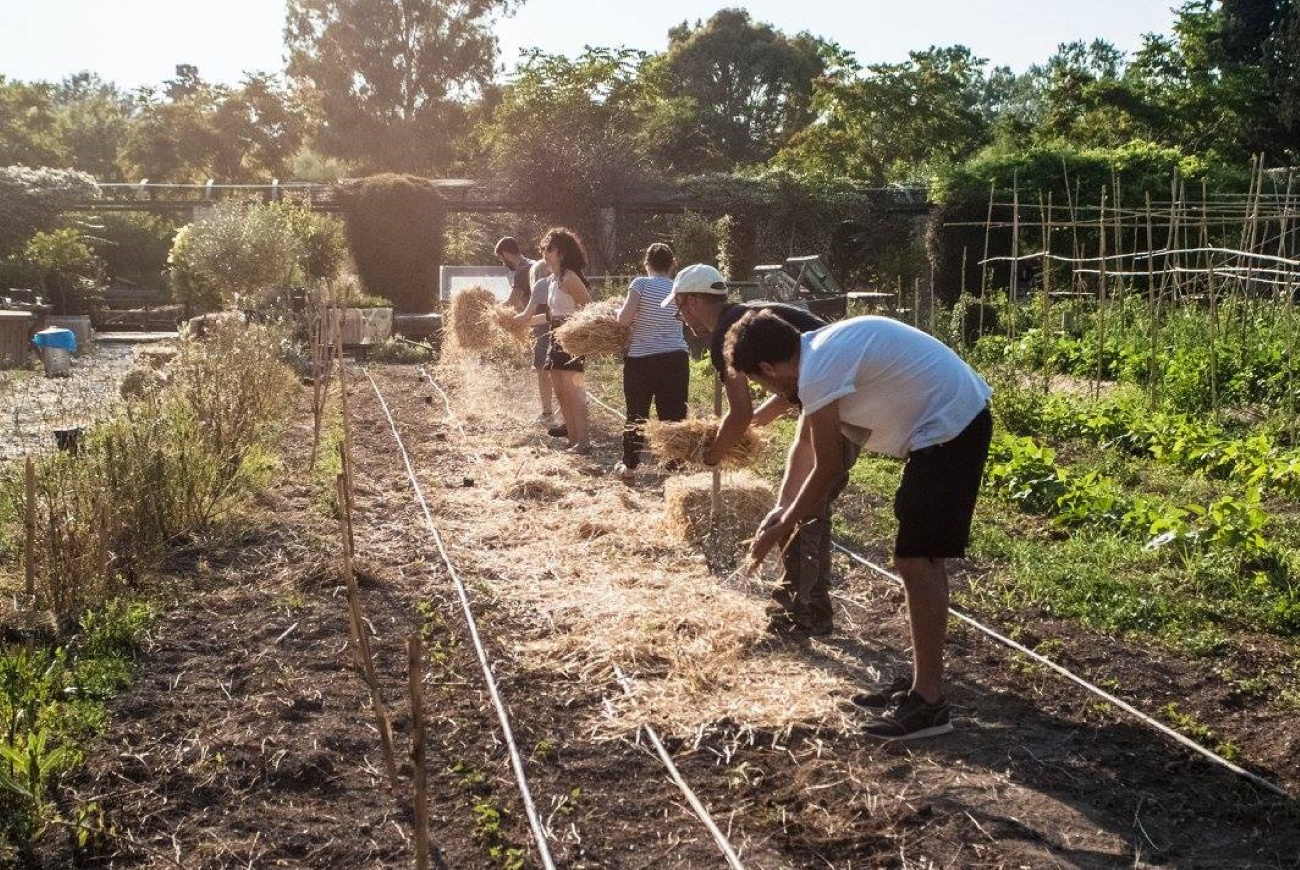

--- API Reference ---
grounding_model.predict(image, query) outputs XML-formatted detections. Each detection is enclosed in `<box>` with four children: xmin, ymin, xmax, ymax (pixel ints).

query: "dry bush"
<box><xmin>0</xmin><ymin>323</ymin><xmax>295</xmax><ymax>622</ymax></box>
<box><xmin>553</xmin><ymin>298</ymin><xmax>629</xmax><ymax>357</ymax></box>
<box><xmin>645</xmin><ymin>418</ymin><xmax>765</xmax><ymax>468</ymax></box>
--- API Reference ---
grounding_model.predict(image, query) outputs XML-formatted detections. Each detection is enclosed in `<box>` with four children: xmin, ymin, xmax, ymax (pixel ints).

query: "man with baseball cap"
<box><xmin>663</xmin><ymin>264</ymin><xmax>853</xmax><ymax>639</ymax></box>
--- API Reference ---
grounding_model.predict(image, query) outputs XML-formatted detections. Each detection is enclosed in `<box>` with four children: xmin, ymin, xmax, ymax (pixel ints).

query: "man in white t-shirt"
<box><xmin>725</xmin><ymin>311</ymin><xmax>993</xmax><ymax>741</ymax></box>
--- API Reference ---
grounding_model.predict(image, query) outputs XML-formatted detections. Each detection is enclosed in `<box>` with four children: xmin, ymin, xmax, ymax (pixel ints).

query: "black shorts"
<box><xmin>893</xmin><ymin>407</ymin><xmax>992</xmax><ymax>559</ymax></box>
<box><xmin>544</xmin><ymin>318</ymin><xmax>584</xmax><ymax>372</ymax></box>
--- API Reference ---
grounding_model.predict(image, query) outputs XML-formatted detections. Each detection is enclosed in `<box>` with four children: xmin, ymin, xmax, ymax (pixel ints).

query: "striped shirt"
<box><xmin>626</xmin><ymin>275</ymin><xmax>688</xmax><ymax>357</ymax></box>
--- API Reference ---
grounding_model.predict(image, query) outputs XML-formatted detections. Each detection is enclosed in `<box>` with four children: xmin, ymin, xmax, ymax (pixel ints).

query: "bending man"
<box><xmin>725</xmin><ymin>311</ymin><xmax>992</xmax><ymax>740</ymax></box>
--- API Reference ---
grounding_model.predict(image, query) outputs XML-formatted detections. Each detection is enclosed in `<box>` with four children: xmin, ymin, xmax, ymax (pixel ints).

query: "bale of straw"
<box><xmin>120</xmin><ymin>365</ymin><xmax>168</xmax><ymax>400</ymax></box>
<box><xmin>449</xmin><ymin>286</ymin><xmax>497</xmax><ymax>350</ymax></box>
<box><xmin>663</xmin><ymin>472</ymin><xmax>772</xmax><ymax>546</ymax></box>
<box><xmin>645</xmin><ymin>418</ymin><xmax>764</xmax><ymax>469</ymax></box>
<box><xmin>488</xmin><ymin>303</ymin><xmax>530</xmax><ymax>345</ymax></box>
<box><xmin>553</xmin><ymin>298</ymin><xmax>629</xmax><ymax>358</ymax></box>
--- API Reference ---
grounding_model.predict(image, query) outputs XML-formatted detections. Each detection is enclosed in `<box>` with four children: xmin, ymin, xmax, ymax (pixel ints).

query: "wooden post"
<box><xmin>409</xmin><ymin>635</ymin><xmax>430</xmax><ymax>870</ymax></box>
<box><xmin>710</xmin><ymin>376</ymin><xmax>722</xmax><ymax>535</ymax></box>
<box><xmin>336</xmin><ymin>473</ymin><xmax>400</xmax><ymax>793</ymax></box>
<box><xmin>24</xmin><ymin>455</ymin><xmax>35</xmax><ymax>598</ymax></box>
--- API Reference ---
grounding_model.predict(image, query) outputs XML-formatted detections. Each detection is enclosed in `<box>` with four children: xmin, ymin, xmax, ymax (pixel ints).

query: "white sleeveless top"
<box><xmin>547</xmin><ymin>273</ymin><xmax>578</xmax><ymax>318</ymax></box>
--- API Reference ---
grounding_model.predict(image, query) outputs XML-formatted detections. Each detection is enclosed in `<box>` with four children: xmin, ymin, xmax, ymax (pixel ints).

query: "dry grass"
<box><xmin>422</xmin><ymin>360</ymin><xmax>858</xmax><ymax>738</ymax></box>
<box><xmin>553</xmin><ymin>298</ymin><xmax>629</xmax><ymax>358</ymax></box>
<box><xmin>645</xmin><ymin>418</ymin><xmax>765</xmax><ymax>469</ymax></box>
<box><xmin>500</xmin><ymin>475</ymin><xmax>564</xmax><ymax>501</ymax></box>
<box><xmin>449</xmin><ymin>286</ymin><xmax>497</xmax><ymax>350</ymax></box>
<box><xmin>488</xmin><ymin>303</ymin><xmax>530</xmax><ymax>345</ymax></box>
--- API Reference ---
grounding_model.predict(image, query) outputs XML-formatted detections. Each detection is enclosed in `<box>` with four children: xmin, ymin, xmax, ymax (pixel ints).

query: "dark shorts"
<box><xmin>531</xmin><ymin>332</ymin><xmax>548</xmax><ymax>370</ymax></box>
<box><xmin>893</xmin><ymin>407</ymin><xmax>993</xmax><ymax>559</ymax></box>
<box><xmin>544</xmin><ymin>318</ymin><xmax>584</xmax><ymax>373</ymax></box>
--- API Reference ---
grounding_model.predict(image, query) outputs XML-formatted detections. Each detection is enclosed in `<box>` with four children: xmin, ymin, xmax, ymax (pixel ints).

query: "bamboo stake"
<box><xmin>979</xmin><ymin>181</ymin><xmax>995</xmax><ymax>337</ymax></box>
<box><xmin>1010</xmin><ymin>172</ymin><xmax>1020</xmax><ymax>342</ymax></box>
<box><xmin>409</xmin><ymin>634</ymin><xmax>430</xmax><ymax>870</ymax></box>
<box><xmin>1041</xmin><ymin>192</ymin><xmax>1053</xmax><ymax>395</ymax></box>
<box><xmin>1146</xmin><ymin>193</ymin><xmax>1159</xmax><ymax>409</ymax></box>
<box><xmin>24</xmin><ymin>455</ymin><xmax>35</xmax><ymax>598</ymax></box>
<box><xmin>336</xmin><ymin>472</ymin><xmax>400</xmax><ymax>793</ymax></box>
<box><xmin>913</xmin><ymin>277</ymin><xmax>922</xmax><ymax>329</ymax></box>
<box><xmin>1095</xmin><ymin>188</ymin><xmax>1108</xmax><ymax>400</ymax></box>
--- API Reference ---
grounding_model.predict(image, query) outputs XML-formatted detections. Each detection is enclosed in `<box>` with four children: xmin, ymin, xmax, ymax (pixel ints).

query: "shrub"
<box><xmin>22</xmin><ymin>228</ymin><xmax>104</xmax><ymax>315</ymax></box>
<box><xmin>335</xmin><ymin>174</ymin><xmax>447</xmax><ymax>313</ymax></box>
<box><xmin>167</xmin><ymin>201</ymin><xmax>302</xmax><ymax>309</ymax></box>
<box><xmin>0</xmin><ymin>167</ymin><xmax>97</xmax><ymax>258</ymax></box>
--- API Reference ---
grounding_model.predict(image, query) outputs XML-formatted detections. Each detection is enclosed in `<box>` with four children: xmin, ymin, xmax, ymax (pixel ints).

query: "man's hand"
<box><xmin>745</xmin><ymin>513</ymin><xmax>794</xmax><ymax>575</ymax></box>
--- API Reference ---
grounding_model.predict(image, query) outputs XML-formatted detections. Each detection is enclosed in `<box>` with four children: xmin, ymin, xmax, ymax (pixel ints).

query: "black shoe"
<box><xmin>862</xmin><ymin>691</ymin><xmax>953</xmax><ymax>740</ymax></box>
<box><xmin>547</xmin><ymin>424</ymin><xmax>568</xmax><ymax>438</ymax></box>
<box><xmin>851</xmin><ymin>675</ymin><xmax>912</xmax><ymax>709</ymax></box>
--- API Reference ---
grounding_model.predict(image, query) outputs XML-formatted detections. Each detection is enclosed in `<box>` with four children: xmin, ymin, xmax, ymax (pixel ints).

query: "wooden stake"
<box><xmin>409</xmin><ymin>635</ymin><xmax>430</xmax><ymax>870</ymax></box>
<box><xmin>709</xmin><ymin>376</ymin><xmax>722</xmax><ymax>536</ymax></box>
<box><xmin>336</xmin><ymin>473</ymin><xmax>400</xmax><ymax>793</ymax></box>
<box><xmin>24</xmin><ymin>455</ymin><xmax>35</xmax><ymax>599</ymax></box>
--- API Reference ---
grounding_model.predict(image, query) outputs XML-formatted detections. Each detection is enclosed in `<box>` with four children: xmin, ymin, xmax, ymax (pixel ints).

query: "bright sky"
<box><xmin>0</xmin><ymin>0</ymin><xmax>1179</xmax><ymax>90</ymax></box>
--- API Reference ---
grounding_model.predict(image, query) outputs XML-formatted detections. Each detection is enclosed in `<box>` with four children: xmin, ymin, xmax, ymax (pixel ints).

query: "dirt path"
<box><xmin>62</xmin><ymin>360</ymin><xmax>1299</xmax><ymax>868</ymax></box>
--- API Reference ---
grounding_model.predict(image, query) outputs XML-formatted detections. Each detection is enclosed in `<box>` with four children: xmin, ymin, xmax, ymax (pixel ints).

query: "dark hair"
<box><xmin>494</xmin><ymin>236</ymin><xmax>521</xmax><ymax>257</ymax></box>
<box><xmin>645</xmin><ymin>243</ymin><xmax>674</xmax><ymax>273</ymax></box>
<box><xmin>538</xmin><ymin>227</ymin><xmax>588</xmax><ymax>279</ymax></box>
<box><xmin>724</xmin><ymin>310</ymin><xmax>802</xmax><ymax>376</ymax></box>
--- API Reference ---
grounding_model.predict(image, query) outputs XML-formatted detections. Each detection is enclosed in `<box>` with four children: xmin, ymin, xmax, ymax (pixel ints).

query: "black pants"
<box><xmin>622</xmin><ymin>351</ymin><xmax>689</xmax><ymax>467</ymax></box>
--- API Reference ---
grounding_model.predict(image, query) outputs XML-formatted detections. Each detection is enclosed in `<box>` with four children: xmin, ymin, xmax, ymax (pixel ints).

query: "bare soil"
<box><xmin>55</xmin><ymin>360</ymin><xmax>1300</xmax><ymax>868</ymax></box>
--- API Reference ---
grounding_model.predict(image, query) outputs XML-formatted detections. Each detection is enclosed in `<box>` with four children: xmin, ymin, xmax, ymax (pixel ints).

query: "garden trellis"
<box><xmin>957</xmin><ymin>161</ymin><xmax>1299</xmax><ymax>419</ymax></box>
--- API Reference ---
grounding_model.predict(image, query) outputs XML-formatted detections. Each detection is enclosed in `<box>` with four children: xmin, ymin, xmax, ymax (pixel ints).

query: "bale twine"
<box><xmin>553</xmin><ymin>298</ymin><xmax>629</xmax><ymax>358</ymax></box>
<box><xmin>662</xmin><ymin>471</ymin><xmax>772</xmax><ymax>547</ymax></box>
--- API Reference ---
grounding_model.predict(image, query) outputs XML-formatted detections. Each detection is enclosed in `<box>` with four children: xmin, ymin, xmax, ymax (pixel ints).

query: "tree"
<box><xmin>285</xmin><ymin>0</ymin><xmax>509</xmax><ymax>173</ymax></box>
<box><xmin>481</xmin><ymin>48</ymin><xmax>659</xmax><ymax>266</ymax></box>
<box><xmin>121</xmin><ymin>66</ymin><xmax>304</xmax><ymax>182</ymax></box>
<box><xmin>652</xmin><ymin>9</ymin><xmax>826</xmax><ymax>171</ymax></box>
<box><xmin>776</xmin><ymin>46</ymin><xmax>992</xmax><ymax>183</ymax></box>
<box><xmin>53</xmin><ymin>73</ymin><xmax>132</xmax><ymax>180</ymax></box>
<box><xmin>0</xmin><ymin>77</ymin><xmax>66</xmax><ymax>167</ymax></box>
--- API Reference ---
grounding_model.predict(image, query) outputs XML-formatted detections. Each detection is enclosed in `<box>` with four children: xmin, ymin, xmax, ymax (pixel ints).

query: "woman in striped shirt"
<box><xmin>614</xmin><ymin>243</ymin><xmax>690</xmax><ymax>480</ymax></box>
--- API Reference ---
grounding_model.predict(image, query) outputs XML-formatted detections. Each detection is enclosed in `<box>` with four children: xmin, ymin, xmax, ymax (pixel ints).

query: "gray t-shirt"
<box><xmin>528</xmin><ymin>278</ymin><xmax>550</xmax><ymax>338</ymax></box>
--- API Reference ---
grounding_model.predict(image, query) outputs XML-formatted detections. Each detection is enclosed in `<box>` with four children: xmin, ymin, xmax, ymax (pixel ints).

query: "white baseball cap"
<box><xmin>661</xmin><ymin>263</ymin><xmax>728</xmax><ymax>308</ymax></box>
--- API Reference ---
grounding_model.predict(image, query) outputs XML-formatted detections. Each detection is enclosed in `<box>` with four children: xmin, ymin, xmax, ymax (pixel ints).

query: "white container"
<box><xmin>41</xmin><ymin>346</ymin><xmax>72</xmax><ymax>377</ymax></box>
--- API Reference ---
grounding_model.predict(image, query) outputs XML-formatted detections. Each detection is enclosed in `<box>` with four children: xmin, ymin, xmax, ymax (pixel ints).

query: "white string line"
<box><xmin>612</xmin><ymin>666</ymin><xmax>747</xmax><ymax>870</ymax></box>
<box><xmin>362</xmin><ymin>368</ymin><xmax>558</xmax><ymax>870</ymax></box>
<box><xmin>427</xmin><ymin>367</ymin><xmax>748</xmax><ymax>867</ymax></box>
<box><xmin>417</xmin><ymin>365</ymin><xmax>494</xmax><ymax>482</ymax></box>
<box><xmin>830</xmin><ymin>544</ymin><xmax>1290</xmax><ymax>800</ymax></box>
<box><xmin>586</xmin><ymin>382</ymin><xmax>1293</xmax><ymax>801</ymax></box>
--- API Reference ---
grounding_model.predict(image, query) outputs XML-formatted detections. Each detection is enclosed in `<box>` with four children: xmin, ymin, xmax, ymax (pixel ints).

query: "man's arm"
<box><xmin>704</xmin><ymin>370</ymin><xmax>754</xmax><ymax>465</ymax></box>
<box><xmin>751</xmin><ymin>393</ymin><xmax>795</xmax><ymax>427</ymax></box>
<box><xmin>746</xmin><ymin>401</ymin><xmax>842</xmax><ymax>570</ymax></box>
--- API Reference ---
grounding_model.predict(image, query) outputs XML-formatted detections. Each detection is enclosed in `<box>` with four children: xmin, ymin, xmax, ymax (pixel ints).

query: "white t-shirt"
<box><xmin>797</xmin><ymin>316</ymin><xmax>992</xmax><ymax>458</ymax></box>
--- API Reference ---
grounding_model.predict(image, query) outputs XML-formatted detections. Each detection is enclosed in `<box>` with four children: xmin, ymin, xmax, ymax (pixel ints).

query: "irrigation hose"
<box><xmin>613</xmin><ymin>666</ymin><xmax>746</xmax><ymax>870</ymax></box>
<box><xmin>362</xmin><ymin>368</ymin><xmax>558</xmax><ymax>870</ymax></box>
